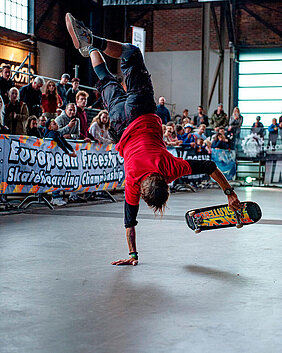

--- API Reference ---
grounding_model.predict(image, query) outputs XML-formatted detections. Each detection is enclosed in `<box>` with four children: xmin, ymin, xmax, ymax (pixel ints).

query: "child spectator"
<box><xmin>66</xmin><ymin>78</ymin><xmax>80</xmax><ymax>103</ymax></box>
<box><xmin>25</xmin><ymin>116</ymin><xmax>41</xmax><ymax>137</ymax></box>
<box><xmin>182</xmin><ymin>123</ymin><xmax>196</xmax><ymax>149</ymax></box>
<box><xmin>164</xmin><ymin>124</ymin><xmax>182</xmax><ymax>146</ymax></box>
<box><xmin>4</xmin><ymin>87</ymin><xmax>29</xmax><ymax>135</ymax></box>
<box><xmin>176</xmin><ymin>124</ymin><xmax>187</xmax><ymax>141</ymax></box>
<box><xmin>42</xmin><ymin>80</ymin><xmax>62</xmax><ymax>119</ymax></box>
<box><xmin>195</xmin><ymin>137</ymin><xmax>208</xmax><ymax>155</ymax></box>
<box><xmin>267</xmin><ymin>118</ymin><xmax>279</xmax><ymax>150</ymax></box>
<box><xmin>88</xmin><ymin>110</ymin><xmax>112</xmax><ymax>144</ymax></box>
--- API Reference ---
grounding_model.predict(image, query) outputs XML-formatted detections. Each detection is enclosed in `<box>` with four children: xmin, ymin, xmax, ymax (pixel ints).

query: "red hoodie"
<box><xmin>116</xmin><ymin>113</ymin><xmax>192</xmax><ymax>205</ymax></box>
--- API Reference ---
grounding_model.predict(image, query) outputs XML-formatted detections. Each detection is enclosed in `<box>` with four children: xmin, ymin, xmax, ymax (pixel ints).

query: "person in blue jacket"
<box><xmin>267</xmin><ymin>118</ymin><xmax>279</xmax><ymax>150</ymax></box>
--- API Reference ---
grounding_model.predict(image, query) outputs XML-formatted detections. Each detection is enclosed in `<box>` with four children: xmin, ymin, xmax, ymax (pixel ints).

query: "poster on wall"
<box><xmin>132</xmin><ymin>26</ymin><xmax>146</xmax><ymax>58</ymax></box>
<box><xmin>0</xmin><ymin>135</ymin><xmax>125</xmax><ymax>195</ymax></box>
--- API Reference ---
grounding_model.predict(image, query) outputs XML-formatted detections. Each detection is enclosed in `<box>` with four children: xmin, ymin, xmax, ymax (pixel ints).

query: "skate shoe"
<box><xmin>65</xmin><ymin>12</ymin><xmax>93</xmax><ymax>49</ymax></box>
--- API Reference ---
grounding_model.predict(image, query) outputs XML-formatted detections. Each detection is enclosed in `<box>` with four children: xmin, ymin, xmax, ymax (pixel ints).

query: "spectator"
<box><xmin>211</xmin><ymin>133</ymin><xmax>229</xmax><ymax>150</ymax></box>
<box><xmin>56</xmin><ymin>73</ymin><xmax>70</xmax><ymax>109</ymax></box>
<box><xmin>76</xmin><ymin>90</ymin><xmax>91</xmax><ymax>142</ymax></box>
<box><xmin>156</xmin><ymin>96</ymin><xmax>170</xmax><ymax>124</ymax></box>
<box><xmin>251</xmin><ymin>116</ymin><xmax>265</xmax><ymax>138</ymax></box>
<box><xmin>162</xmin><ymin>124</ymin><xmax>167</xmax><ymax>140</ymax></box>
<box><xmin>0</xmin><ymin>95</ymin><xmax>9</xmax><ymax>134</ymax></box>
<box><xmin>182</xmin><ymin>117</ymin><xmax>190</xmax><ymax>127</ymax></box>
<box><xmin>174</xmin><ymin>114</ymin><xmax>182</xmax><ymax>125</ymax></box>
<box><xmin>193</xmin><ymin>105</ymin><xmax>209</xmax><ymax>127</ymax></box>
<box><xmin>195</xmin><ymin>137</ymin><xmax>208</xmax><ymax>155</ymax></box>
<box><xmin>4</xmin><ymin>87</ymin><xmax>29</xmax><ymax>135</ymax></box>
<box><xmin>182</xmin><ymin>123</ymin><xmax>196</xmax><ymax>149</ymax></box>
<box><xmin>44</xmin><ymin>118</ymin><xmax>76</xmax><ymax>206</ymax></box>
<box><xmin>38</xmin><ymin>115</ymin><xmax>47</xmax><ymax>136</ymax></box>
<box><xmin>182</xmin><ymin>109</ymin><xmax>192</xmax><ymax>124</ymax></box>
<box><xmin>55</xmin><ymin>103</ymin><xmax>80</xmax><ymax>140</ymax></box>
<box><xmin>176</xmin><ymin>124</ymin><xmax>187</xmax><ymax>141</ymax></box>
<box><xmin>25</xmin><ymin>116</ymin><xmax>41</xmax><ymax>137</ymax></box>
<box><xmin>210</xmin><ymin>103</ymin><xmax>228</xmax><ymax>131</ymax></box>
<box><xmin>267</xmin><ymin>118</ymin><xmax>279</xmax><ymax>151</ymax></box>
<box><xmin>19</xmin><ymin>76</ymin><xmax>45</xmax><ymax>117</ymax></box>
<box><xmin>42</xmin><ymin>80</ymin><xmax>62</xmax><ymax>119</ymax></box>
<box><xmin>0</xmin><ymin>64</ymin><xmax>14</xmax><ymax>104</ymax></box>
<box><xmin>278</xmin><ymin>115</ymin><xmax>282</xmax><ymax>141</ymax></box>
<box><xmin>166</xmin><ymin>121</ymin><xmax>176</xmax><ymax>139</ymax></box>
<box><xmin>66</xmin><ymin>78</ymin><xmax>80</xmax><ymax>103</ymax></box>
<box><xmin>88</xmin><ymin>110</ymin><xmax>112</xmax><ymax>143</ymax></box>
<box><xmin>195</xmin><ymin>124</ymin><xmax>207</xmax><ymax>140</ymax></box>
<box><xmin>163</xmin><ymin>124</ymin><xmax>182</xmax><ymax>147</ymax></box>
<box><xmin>228</xmin><ymin>107</ymin><xmax>243</xmax><ymax>148</ymax></box>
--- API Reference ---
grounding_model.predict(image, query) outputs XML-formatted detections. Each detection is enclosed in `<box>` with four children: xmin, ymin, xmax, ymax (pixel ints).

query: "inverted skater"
<box><xmin>66</xmin><ymin>13</ymin><xmax>241</xmax><ymax>266</ymax></box>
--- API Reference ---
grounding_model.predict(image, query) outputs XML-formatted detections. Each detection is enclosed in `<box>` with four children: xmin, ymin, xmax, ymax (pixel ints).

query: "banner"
<box><xmin>211</xmin><ymin>149</ymin><xmax>236</xmax><ymax>181</ymax></box>
<box><xmin>0</xmin><ymin>135</ymin><xmax>125</xmax><ymax>195</ymax></box>
<box><xmin>264</xmin><ymin>153</ymin><xmax>282</xmax><ymax>186</ymax></box>
<box><xmin>132</xmin><ymin>26</ymin><xmax>146</xmax><ymax>57</ymax></box>
<box><xmin>103</xmin><ymin>0</ymin><xmax>189</xmax><ymax>6</ymax></box>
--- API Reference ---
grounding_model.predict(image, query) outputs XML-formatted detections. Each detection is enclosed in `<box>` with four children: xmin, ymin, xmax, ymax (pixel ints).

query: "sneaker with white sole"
<box><xmin>65</xmin><ymin>13</ymin><xmax>93</xmax><ymax>49</ymax></box>
<box><xmin>51</xmin><ymin>198</ymin><xmax>67</xmax><ymax>206</ymax></box>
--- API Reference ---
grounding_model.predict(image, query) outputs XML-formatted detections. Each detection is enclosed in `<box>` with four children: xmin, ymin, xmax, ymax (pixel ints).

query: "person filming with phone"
<box><xmin>55</xmin><ymin>102</ymin><xmax>80</xmax><ymax>140</ymax></box>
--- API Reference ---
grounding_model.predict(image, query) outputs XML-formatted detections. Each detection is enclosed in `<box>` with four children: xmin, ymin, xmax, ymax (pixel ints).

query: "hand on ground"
<box><xmin>111</xmin><ymin>258</ymin><xmax>138</xmax><ymax>266</ymax></box>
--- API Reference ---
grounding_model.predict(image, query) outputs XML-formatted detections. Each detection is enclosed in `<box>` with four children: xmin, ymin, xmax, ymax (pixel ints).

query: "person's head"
<box><xmin>32</xmin><ymin>76</ymin><xmax>45</xmax><ymax>90</ymax></box>
<box><xmin>182</xmin><ymin>118</ymin><xmax>189</xmax><ymax>127</ymax></box>
<box><xmin>198</xmin><ymin>105</ymin><xmax>204</xmax><ymax>114</ymax></box>
<box><xmin>232</xmin><ymin>106</ymin><xmax>240</xmax><ymax>117</ymax></box>
<box><xmin>72</xmin><ymin>77</ymin><xmax>80</xmax><ymax>90</ymax></box>
<box><xmin>65</xmin><ymin>103</ymin><xmax>77</xmax><ymax>118</ymax></box>
<box><xmin>218</xmin><ymin>126</ymin><xmax>225</xmax><ymax>135</ymax></box>
<box><xmin>166</xmin><ymin>121</ymin><xmax>175</xmax><ymax>130</ymax></box>
<box><xmin>162</xmin><ymin>124</ymin><xmax>166</xmax><ymax>135</ymax></box>
<box><xmin>176</xmin><ymin>124</ymin><xmax>184</xmax><ymax>135</ymax></box>
<box><xmin>159</xmin><ymin>96</ymin><xmax>166</xmax><ymax>106</ymax></box>
<box><xmin>8</xmin><ymin>87</ymin><xmax>19</xmax><ymax>103</ymax></box>
<box><xmin>217</xmin><ymin>133</ymin><xmax>224</xmax><ymax>141</ymax></box>
<box><xmin>46</xmin><ymin>118</ymin><xmax>58</xmax><ymax>131</ymax></box>
<box><xmin>198</xmin><ymin>124</ymin><xmax>206</xmax><ymax>134</ymax></box>
<box><xmin>197</xmin><ymin>137</ymin><xmax>204</xmax><ymax>146</ymax></box>
<box><xmin>1</xmin><ymin>64</ymin><xmax>11</xmax><ymax>80</ymax></box>
<box><xmin>217</xmin><ymin>103</ymin><xmax>223</xmax><ymax>112</ymax></box>
<box><xmin>26</xmin><ymin>116</ymin><xmax>38</xmax><ymax>130</ymax></box>
<box><xmin>140</xmin><ymin>173</ymin><xmax>169</xmax><ymax>215</ymax></box>
<box><xmin>76</xmin><ymin>90</ymin><xmax>89</xmax><ymax>110</ymax></box>
<box><xmin>184</xmin><ymin>123</ymin><xmax>193</xmax><ymax>133</ymax></box>
<box><xmin>182</xmin><ymin>109</ymin><xmax>189</xmax><ymax>118</ymax></box>
<box><xmin>92</xmin><ymin>109</ymin><xmax>110</xmax><ymax>129</ymax></box>
<box><xmin>272</xmin><ymin>118</ymin><xmax>277</xmax><ymax>125</ymax></box>
<box><xmin>256</xmin><ymin>116</ymin><xmax>261</xmax><ymax>121</ymax></box>
<box><xmin>60</xmin><ymin>73</ymin><xmax>70</xmax><ymax>85</ymax></box>
<box><xmin>44</xmin><ymin>80</ymin><xmax>57</xmax><ymax>95</ymax></box>
<box><xmin>38</xmin><ymin>115</ymin><xmax>47</xmax><ymax>127</ymax></box>
<box><xmin>166</xmin><ymin>125</ymin><xmax>174</xmax><ymax>135</ymax></box>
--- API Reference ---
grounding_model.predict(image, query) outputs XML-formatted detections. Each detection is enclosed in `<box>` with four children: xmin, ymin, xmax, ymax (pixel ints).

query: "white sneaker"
<box><xmin>65</xmin><ymin>13</ymin><xmax>93</xmax><ymax>49</ymax></box>
<box><xmin>51</xmin><ymin>198</ymin><xmax>66</xmax><ymax>206</ymax></box>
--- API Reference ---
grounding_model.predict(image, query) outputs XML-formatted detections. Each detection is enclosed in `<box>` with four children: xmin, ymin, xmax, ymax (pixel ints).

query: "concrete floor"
<box><xmin>1</xmin><ymin>187</ymin><xmax>282</xmax><ymax>353</ymax></box>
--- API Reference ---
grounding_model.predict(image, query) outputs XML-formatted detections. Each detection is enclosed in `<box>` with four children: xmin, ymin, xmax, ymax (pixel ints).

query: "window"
<box><xmin>0</xmin><ymin>0</ymin><xmax>28</xmax><ymax>34</ymax></box>
<box><xmin>238</xmin><ymin>49</ymin><xmax>282</xmax><ymax>127</ymax></box>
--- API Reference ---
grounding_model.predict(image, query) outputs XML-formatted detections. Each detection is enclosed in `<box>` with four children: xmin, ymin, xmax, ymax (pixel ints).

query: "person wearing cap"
<box><xmin>210</xmin><ymin>103</ymin><xmax>228</xmax><ymax>131</ymax></box>
<box><xmin>251</xmin><ymin>116</ymin><xmax>264</xmax><ymax>138</ymax></box>
<box><xmin>66</xmin><ymin>77</ymin><xmax>80</xmax><ymax>104</ymax></box>
<box><xmin>56</xmin><ymin>73</ymin><xmax>70</xmax><ymax>109</ymax></box>
<box><xmin>182</xmin><ymin>123</ymin><xmax>196</xmax><ymax>148</ymax></box>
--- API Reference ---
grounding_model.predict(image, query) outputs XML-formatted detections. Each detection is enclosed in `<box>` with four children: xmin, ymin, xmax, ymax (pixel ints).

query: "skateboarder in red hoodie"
<box><xmin>66</xmin><ymin>13</ymin><xmax>241</xmax><ymax>266</ymax></box>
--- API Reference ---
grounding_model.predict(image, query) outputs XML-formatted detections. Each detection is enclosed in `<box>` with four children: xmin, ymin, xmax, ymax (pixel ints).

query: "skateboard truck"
<box><xmin>188</xmin><ymin>211</ymin><xmax>203</xmax><ymax>234</ymax></box>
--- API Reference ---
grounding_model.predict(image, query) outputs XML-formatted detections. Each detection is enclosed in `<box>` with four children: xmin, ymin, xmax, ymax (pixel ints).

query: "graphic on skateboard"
<box><xmin>185</xmin><ymin>201</ymin><xmax>262</xmax><ymax>234</ymax></box>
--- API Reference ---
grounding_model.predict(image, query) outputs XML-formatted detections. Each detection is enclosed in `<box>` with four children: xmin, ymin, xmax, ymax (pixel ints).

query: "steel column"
<box><xmin>201</xmin><ymin>2</ymin><xmax>210</xmax><ymax>111</ymax></box>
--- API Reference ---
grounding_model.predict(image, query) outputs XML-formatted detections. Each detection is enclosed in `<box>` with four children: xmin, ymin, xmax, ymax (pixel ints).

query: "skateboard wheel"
<box><xmin>236</xmin><ymin>224</ymin><xmax>243</xmax><ymax>229</ymax></box>
<box><xmin>195</xmin><ymin>229</ymin><xmax>201</xmax><ymax>234</ymax></box>
<box><xmin>189</xmin><ymin>211</ymin><xmax>195</xmax><ymax>217</ymax></box>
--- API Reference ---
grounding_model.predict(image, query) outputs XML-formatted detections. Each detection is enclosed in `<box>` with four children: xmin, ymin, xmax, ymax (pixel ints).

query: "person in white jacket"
<box><xmin>88</xmin><ymin>109</ymin><xmax>112</xmax><ymax>144</ymax></box>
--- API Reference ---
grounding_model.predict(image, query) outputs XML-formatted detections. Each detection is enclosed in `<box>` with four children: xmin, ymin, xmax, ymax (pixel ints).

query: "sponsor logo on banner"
<box><xmin>0</xmin><ymin>135</ymin><xmax>125</xmax><ymax>194</ymax></box>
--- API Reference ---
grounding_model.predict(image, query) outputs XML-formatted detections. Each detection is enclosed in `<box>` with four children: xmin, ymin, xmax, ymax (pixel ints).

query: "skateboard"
<box><xmin>185</xmin><ymin>201</ymin><xmax>262</xmax><ymax>234</ymax></box>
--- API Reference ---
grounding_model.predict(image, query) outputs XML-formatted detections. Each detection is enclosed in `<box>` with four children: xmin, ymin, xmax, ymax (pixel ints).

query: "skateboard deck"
<box><xmin>185</xmin><ymin>201</ymin><xmax>262</xmax><ymax>234</ymax></box>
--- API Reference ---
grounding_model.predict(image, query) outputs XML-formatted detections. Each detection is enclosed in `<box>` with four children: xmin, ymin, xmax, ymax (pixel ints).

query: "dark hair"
<box><xmin>71</xmin><ymin>77</ymin><xmax>80</xmax><ymax>83</ymax></box>
<box><xmin>166</xmin><ymin>121</ymin><xmax>175</xmax><ymax>127</ymax></box>
<box><xmin>1</xmin><ymin>64</ymin><xmax>11</xmax><ymax>70</ymax></box>
<box><xmin>198</xmin><ymin>105</ymin><xmax>203</xmax><ymax>109</ymax></box>
<box><xmin>176</xmin><ymin>124</ymin><xmax>183</xmax><ymax>133</ymax></box>
<box><xmin>140</xmin><ymin>173</ymin><xmax>169</xmax><ymax>215</ymax></box>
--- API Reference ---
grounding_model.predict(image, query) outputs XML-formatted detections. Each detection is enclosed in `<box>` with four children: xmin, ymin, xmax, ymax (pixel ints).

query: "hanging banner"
<box><xmin>211</xmin><ymin>149</ymin><xmax>236</xmax><ymax>181</ymax></box>
<box><xmin>132</xmin><ymin>26</ymin><xmax>146</xmax><ymax>57</ymax></box>
<box><xmin>0</xmin><ymin>135</ymin><xmax>125</xmax><ymax>195</ymax></box>
<box><xmin>103</xmin><ymin>0</ymin><xmax>189</xmax><ymax>6</ymax></box>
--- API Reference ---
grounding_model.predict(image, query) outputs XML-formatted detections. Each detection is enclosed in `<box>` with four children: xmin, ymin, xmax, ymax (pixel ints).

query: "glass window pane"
<box><xmin>238</xmin><ymin>100</ymin><xmax>282</xmax><ymax>114</ymax></box>
<box><xmin>239</xmin><ymin>74</ymin><xmax>282</xmax><ymax>87</ymax></box>
<box><xmin>240</xmin><ymin>113</ymin><xmax>281</xmax><ymax>128</ymax></box>
<box><xmin>238</xmin><ymin>87</ymin><xmax>282</xmax><ymax>100</ymax></box>
<box><xmin>240</xmin><ymin>51</ymin><xmax>282</xmax><ymax>61</ymax></box>
<box><xmin>239</xmin><ymin>61</ymin><xmax>282</xmax><ymax>74</ymax></box>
